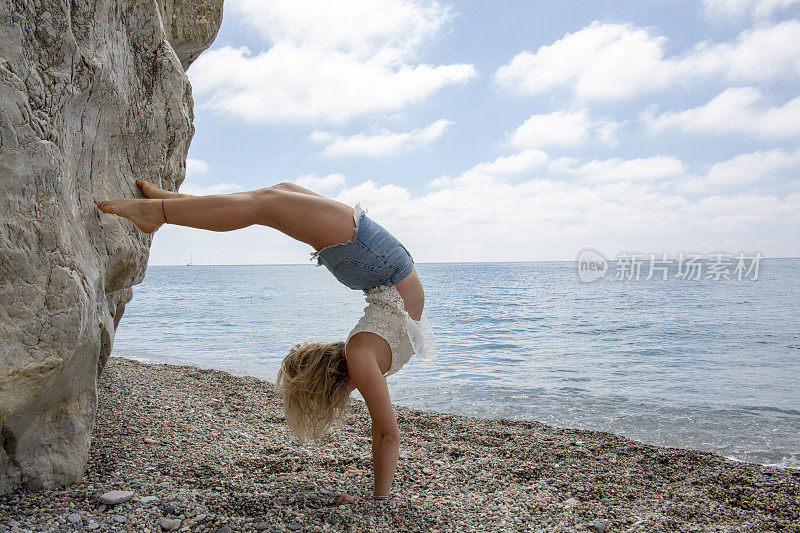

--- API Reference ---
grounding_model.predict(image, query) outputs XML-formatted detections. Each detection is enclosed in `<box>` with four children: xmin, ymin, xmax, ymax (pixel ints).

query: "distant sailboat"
<box><xmin>187</xmin><ymin>253</ymin><xmax>194</xmax><ymax>266</ymax></box>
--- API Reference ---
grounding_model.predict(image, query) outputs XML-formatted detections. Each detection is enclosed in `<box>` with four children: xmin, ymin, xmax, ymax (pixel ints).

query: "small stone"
<box><xmin>422</xmin><ymin>467</ymin><xmax>433</xmax><ymax>475</ymax></box>
<box><xmin>98</xmin><ymin>504</ymin><xmax>106</xmax><ymax>512</ymax></box>
<box><xmin>98</xmin><ymin>490</ymin><xmax>135</xmax><ymax>505</ymax></box>
<box><xmin>287</xmin><ymin>524</ymin><xmax>302</xmax><ymax>531</ymax></box>
<box><xmin>193</xmin><ymin>514</ymin><xmax>207</xmax><ymax>523</ymax></box>
<box><xmin>67</xmin><ymin>514</ymin><xmax>81</xmax><ymax>524</ymax></box>
<box><xmin>255</xmin><ymin>522</ymin><xmax>269</xmax><ymax>531</ymax></box>
<box><xmin>215</xmin><ymin>527</ymin><xmax>232</xmax><ymax>533</ymax></box>
<box><xmin>564</xmin><ymin>497</ymin><xmax>580</xmax><ymax>508</ymax></box>
<box><xmin>143</xmin><ymin>437</ymin><xmax>158</xmax><ymax>444</ymax></box>
<box><xmin>87</xmin><ymin>521</ymin><xmax>100</xmax><ymax>530</ymax></box>
<box><xmin>590</xmin><ymin>522</ymin><xmax>606</xmax><ymax>533</ymax></box>
<box><xmin>112</xmin><ymin>514</ymin><xmax>128</xmax><ymax>523</ymax></box>
<box><xmin>140</xmin><ymin>495</ymin><xmax>160</xmax><ymax>505</ymax></box>
<box><xmin>159</xmin><ymin>518</ymin><xmax>182</xmax><ymax>531</ymax></box>
<box><xmin>162</xmin><ymin>503</ymin><xmax>177</xmax><ymax>516</ymax></box>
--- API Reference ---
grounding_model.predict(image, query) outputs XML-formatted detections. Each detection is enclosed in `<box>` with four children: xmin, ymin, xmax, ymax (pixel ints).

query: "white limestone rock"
<box><xmin>0</xmin><ymin>0</ymin><xmax>223</xmax><ymax>494</ymax></box>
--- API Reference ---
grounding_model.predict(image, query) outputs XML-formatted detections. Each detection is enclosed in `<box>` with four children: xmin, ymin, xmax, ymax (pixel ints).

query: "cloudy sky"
<box><xmin>149</xmin><ymin>0</ymin><xmax>800</xmax><ymax>265</ymax></box>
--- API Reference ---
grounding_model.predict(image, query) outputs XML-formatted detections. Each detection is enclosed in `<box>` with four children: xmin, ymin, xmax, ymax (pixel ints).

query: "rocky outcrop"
<box><xmin>0</xmin><ymin>0</ymin><xmax>222</xmax><ymax>494</ymax></box>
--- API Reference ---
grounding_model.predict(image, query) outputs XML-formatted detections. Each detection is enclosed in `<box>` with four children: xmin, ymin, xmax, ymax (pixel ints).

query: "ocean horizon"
<box><xmin>114</xmin><ymin>259</ymin><xmax>800</xmax><ymax>470</ymax></box>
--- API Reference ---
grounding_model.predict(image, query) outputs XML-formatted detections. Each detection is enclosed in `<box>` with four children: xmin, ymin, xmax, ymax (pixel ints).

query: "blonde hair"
<box><xmin>274</xmin><ymin>341</ymin><xmax>351</xmax><ymax>444</ymax></box>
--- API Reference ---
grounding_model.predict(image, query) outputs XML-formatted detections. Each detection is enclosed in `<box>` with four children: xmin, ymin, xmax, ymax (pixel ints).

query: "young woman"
<box><xmin>95</xmin><ymin>179</ymin><xmax>436</xmax><ymax>505</ymax></box>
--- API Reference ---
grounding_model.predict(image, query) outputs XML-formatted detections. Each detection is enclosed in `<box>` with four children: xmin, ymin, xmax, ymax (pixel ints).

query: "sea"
<box><xmin>113</xmin><ymin>259</ymin><xmax>800</xmax><ymax>469</ymax></box>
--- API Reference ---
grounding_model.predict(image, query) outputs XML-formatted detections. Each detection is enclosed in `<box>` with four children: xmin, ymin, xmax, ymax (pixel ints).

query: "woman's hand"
<box><xmin>336</xmin><ymin>492</ymin><xmax>361</xmax><ymax>505</ymax></box>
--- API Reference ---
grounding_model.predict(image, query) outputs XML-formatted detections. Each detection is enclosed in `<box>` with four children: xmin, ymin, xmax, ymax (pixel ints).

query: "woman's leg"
<box><xmin>137</xmin><ymin>179</ymin><xmax>193</xmax><ymax>199</ymax></box>
<box><xmin>95</xmin><ymin>181</ymin><xmax>357</xmax><ymax>250</ymax></box>
<box><xmin>96</xmin><ymin>190</ymin><xmax>266</xmax><ymax>233</ymax></box>
<box><xmin>137</xmin><ymin>179</ymin><xmax>323</xmax><ymax>199</ymax></box>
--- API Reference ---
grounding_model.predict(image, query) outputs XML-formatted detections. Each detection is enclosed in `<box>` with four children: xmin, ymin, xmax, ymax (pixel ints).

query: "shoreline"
<box><xmin>1</xmin><ymin>356</ymin><xmax>798</xmax><ymax>532</ymax></box>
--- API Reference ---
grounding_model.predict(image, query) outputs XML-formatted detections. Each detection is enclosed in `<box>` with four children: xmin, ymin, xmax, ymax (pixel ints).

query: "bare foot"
<box><xmin>136</xmin><ymin>179</ymin><xmax>191</xmax><ymax>199</ymax></box>
<box><xmin>96</xmin><ymin>199</ymin><xmax>163</xmax><ymax>233</ymax></box>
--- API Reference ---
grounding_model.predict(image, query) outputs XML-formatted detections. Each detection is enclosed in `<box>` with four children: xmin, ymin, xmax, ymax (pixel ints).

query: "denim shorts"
<box><xmin>311</xmin><ymin>206</ymin><xmax>415</xmax><ymax>291</ymax></box>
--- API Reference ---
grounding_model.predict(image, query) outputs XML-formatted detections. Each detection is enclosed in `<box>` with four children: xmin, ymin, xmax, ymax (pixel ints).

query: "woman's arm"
<box><xmin>345</xmin><ymin>333</ymin><xmax>399</xmax><ymax>497</ymax></box>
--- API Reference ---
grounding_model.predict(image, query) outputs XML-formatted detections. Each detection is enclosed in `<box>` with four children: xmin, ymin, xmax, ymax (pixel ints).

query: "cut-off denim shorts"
<box><xmin>310</xmin><ymin>204</ymin><xmax>415</xmax><ymax>292</ymax></box>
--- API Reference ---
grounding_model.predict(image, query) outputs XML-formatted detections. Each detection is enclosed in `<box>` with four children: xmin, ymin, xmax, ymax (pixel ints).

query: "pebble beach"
<box><xmin>1</xmin><ymin>356</ymin><xmax>798</xmax><ymax>532</ymax></box>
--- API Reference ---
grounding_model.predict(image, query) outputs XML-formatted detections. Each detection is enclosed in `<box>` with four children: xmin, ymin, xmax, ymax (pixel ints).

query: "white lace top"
<box><xmin>345</xmin><ymin>284</ymin><xmax>437</xmax><ymax>377</ymax></box>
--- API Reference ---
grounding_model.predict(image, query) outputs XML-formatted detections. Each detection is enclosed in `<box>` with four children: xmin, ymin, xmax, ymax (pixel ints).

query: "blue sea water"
<box><xmin>114</xmin><ymin>260</ymin><xmax>800</xmax><ymax>468</ymax></box>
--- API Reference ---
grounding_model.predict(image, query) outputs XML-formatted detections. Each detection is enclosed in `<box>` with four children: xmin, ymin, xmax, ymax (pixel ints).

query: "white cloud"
<box><xmin>309</xmin><ymin>119</ymin><xmax>452</xmax><ymax>156</ymax></box>
<box><xmin>186</xmin><ymin>158</ymin><xmax>210</xmax><ymax>178</ymax></box>
<box><xmin>293</xmin><ymin>173</ymin><xmax>347</xmax><ymax>193</ymax></box>
<box><xmin>188</xmin><ymin>1</ymin><xmax>477</xmax><ymax>123</ymax></box>
<box><xmin>472</xmin><ymin>150</ymin><xmax>549</xmax><ymax>175</ymax></box>
<box><xmin>494</xmin><ymin>20</ymin><xmax>800</xmax><ymax>101</ymax></box>
<box><xmin>179</xmin><ymin>182</ymin><xmax>245</xmax><ymax>195</ymax></box>
<box><xmin>179</xmin><ymin>160</ymin><xmax>243</xmax><ymax>195</ymax></box>
<box><xmin>495</xmin><ymin>22</ymin><xmax>671</xmax><ymax>100</ymax></box>
<box><xmin>228</xmin><ymin>0</ymin><xmax>452</xmax><ymax>60</ymax></box>
<box><xmin>329</xmin><ymin>160</ymin><xmax>800</xmax><ymax>261</ymax></box>
<box><xmin>507</xmin><ymin>110</ymin><xmax>620</xmax><ymax>149</ymax></box>
<box><xmin>663</xmin><ymin>148</ymin><xmax>800</xmax><ymax>195</ymax></box>
<box><xmin>429</xmin><ymin>149</ymin><xmax>548</xmax><ymax>188</ymax></box>
<box><xmin>707</xmin><ymin>148</ymin><xmax>800</xmax><ymax>186</ymax></box>
<box><xmin>552</xmin><ymin>156</ymin><xmax>687</xmax><ymax>182</ymax></box>
<box><xmin>702</xmin><ymin>0</ymin><xmax>800</xmax><ymax>20</ymax></box>
<box><xmin>595</xmin><ymin>122</ymin><xmax>623</xmax><ymax>146</ymax></box>
<box><xmin>508</xmin><ymin>110</ymin><xmax>592</xmax><ymax>148</ymax></box>
<box><xmin>644</xmin><ymin>87</ymin><xmax>800</xmax><ymax>138</ymax></box>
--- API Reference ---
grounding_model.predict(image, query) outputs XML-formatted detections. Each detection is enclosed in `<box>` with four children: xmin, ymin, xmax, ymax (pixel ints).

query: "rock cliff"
<box><xmin>0</xmin><ymin>0</ymin><xmax>222</xmax><ymax>493</ymax></box>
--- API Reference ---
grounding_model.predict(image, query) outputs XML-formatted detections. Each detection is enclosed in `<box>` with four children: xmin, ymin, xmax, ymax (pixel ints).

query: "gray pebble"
<box><xmin>193</xmin><ymin>514</ymin><xmax>207</xmax><ymax>523</ymax></box>
<box><xmin>564</xmin><ymin>497</ymin><xmax>580</xmax><ymax>507</ymax></box>
<box><xmin>159</xmin><ymin>518</ymin><xmax>182</xmax><ymax>531</ymax></box>
<box><xmin>67</xmin><ymin>513</ymin><xmax>81</xmax><ymax>524</ymax></box>
<box><xmin>215</xmin><ymin>527</ymin><xmax>232</xmax><ymax>533</ymax></box>
<box><xmin>98</xmin><ymin>490</ymin><xmax>135</xmax><ymax>505</ymax></box>
<box><xmin>590</xmin><ymin>522</ymin><xmax>607</xmax><ymax>533</ymax></box>
<box><xmin>139</xmin><ymin>495</ymin><xmax>160</xmax><ymax>505</ymax></box>
<box><xmin>112</xmin><ymin>514</ymin><xmax>128</xmax><ymax>523</ymax></box>
<box><xmin>287</xmin><ymin>524</ymin><xmax>302</xmax><ymax>531</ymax></box>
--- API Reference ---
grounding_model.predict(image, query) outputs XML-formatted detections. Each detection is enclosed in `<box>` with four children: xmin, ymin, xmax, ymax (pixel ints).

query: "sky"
<box><xmin>149</xmin><ymin>0</ymin><xmax>800</xmax><ymax>265</ymax></box>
